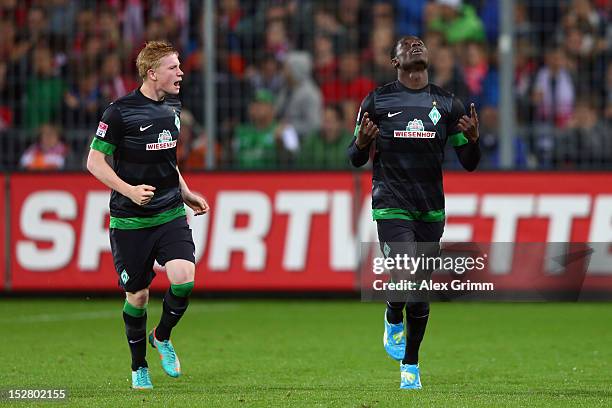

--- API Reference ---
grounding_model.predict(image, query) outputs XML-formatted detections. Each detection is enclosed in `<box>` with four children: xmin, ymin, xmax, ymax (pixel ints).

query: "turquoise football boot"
<box><xmin>148</xmin><ymin>328</ymin><xmax>181</xmax><ymax>378</ymax></box>
<box><xmin>131</xmin><ymin>367</ymin><xmax>153</xmax><ymax>389</ymax></box>
<box><xmin>383</xmin><ymin>312</ymin><xmax>406</xmax><ymax>361</ymax></box>
<box><xmin>400</xmin><ymin>363</ymin><xmax>422</xmax><ymax>390</ymax></box>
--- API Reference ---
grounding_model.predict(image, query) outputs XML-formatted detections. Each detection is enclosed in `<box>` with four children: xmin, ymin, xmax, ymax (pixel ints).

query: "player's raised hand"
<box><xmin>356</xmin><ymin>112</ymin><xmax>379</xmax><ymax>150</ymax></box>
<box><xmin>182</xmin><ymin>191</ymin><xmax>210</xmax><ymax>216</ymax></box>
<box><xmin>128</xmin><ymin>184</ymin><xmax>156</xmax><ymax>206</ymax></box>
<box><xmin>458</xmin><ymin>103</ymin><xmax>479</xmax><ymax>143</ymax></box>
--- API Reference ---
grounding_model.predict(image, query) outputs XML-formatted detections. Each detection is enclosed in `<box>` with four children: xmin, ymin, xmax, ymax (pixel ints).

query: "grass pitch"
<box><xmin>1</xmin><ymin>299</ymin><xmax>611</xmax><ymax>407</ymax></box>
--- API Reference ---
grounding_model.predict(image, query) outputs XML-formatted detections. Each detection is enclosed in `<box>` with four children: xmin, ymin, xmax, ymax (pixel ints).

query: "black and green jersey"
<box><xmin>91</xmin><ymin>88</ymin><xmax>184</xmax><ymax>229</ymax></box>
<box><xmin>348</xmin><ymin>81</ymin><xmax>478</xmax><ymax>222</ymax></box>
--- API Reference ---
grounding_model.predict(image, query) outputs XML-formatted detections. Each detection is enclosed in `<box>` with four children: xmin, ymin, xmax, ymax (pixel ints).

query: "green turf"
<box><xmin>0</xmin><ymin>299</ymin><xmax>611</xmax><ymax>407</ymax></box>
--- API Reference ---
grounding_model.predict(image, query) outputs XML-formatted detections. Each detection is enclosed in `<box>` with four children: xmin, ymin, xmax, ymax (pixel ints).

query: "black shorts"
<box><xmin>110</xmin><ymin>216</ymin><xmax>195</xmax><ymax>292</ymax></box>
<box><xmin>376</xmin><ymin>219</ymin><xmax>445</xmax><ymax>302</ymax></box>
<box><xmin>376</xmin><ymin>218</ymin><xmax>445</xmax><ymax>248</ymax></box>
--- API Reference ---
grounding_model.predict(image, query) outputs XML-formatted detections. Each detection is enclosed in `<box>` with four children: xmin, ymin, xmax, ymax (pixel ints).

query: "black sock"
<box><xmin>402</xmin><ymin>302</ymin><xmax>430</xmax><ymax>365</ymax></box>
<box><xmin>155</xmin><ymin>288</ymin><xmax>189</xmax><ymax>341</ymax></box>
<box><xmin>123</xmin><ymin>311</ymin><xmax>147</xmax><ymax>371</ymax></box>
<box><xmin>386</xmin><ymin>302</ymin><xmax>405</xmax><ymax>324</ymax></box>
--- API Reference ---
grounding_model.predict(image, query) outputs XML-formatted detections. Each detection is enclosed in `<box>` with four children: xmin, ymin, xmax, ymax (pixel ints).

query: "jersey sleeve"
<box><xmin>353</xmin><ymin>91</ymin><xmax>377</xmax><ymax>137</ymax></box>
<box><xmin>90</xmin><ymin>104</ymin><xmax>124</xmax><ymax>155</ymax></box>
<box><xmin>447</xmin><ymin>97</ymin><xmax>469</xmax><ymax>147</ymax></box>
<box><xmin>348</xmin><ymin>91</ymin><xmax>376</xmax><ymax>167</ymax></box>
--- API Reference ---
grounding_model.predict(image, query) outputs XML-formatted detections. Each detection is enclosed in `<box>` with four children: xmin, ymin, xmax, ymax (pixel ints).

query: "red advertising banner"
<box><xmin>7</xmin><ymin>172</ymin><xmax>612</xmax><ymax>292</ymax></box>
<box><xmin>9</xmin><ymin>172</ymin><xmax>357</xmax><ymax>292</ymax></box>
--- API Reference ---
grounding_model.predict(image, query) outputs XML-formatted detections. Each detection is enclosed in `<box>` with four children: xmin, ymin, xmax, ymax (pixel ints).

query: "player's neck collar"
<box><xmin>137</xmin><ymin>87</ymin><xmax>165</xmax><ymax>104</ymax></box>
<box><xmin>396</xmin><ymin>80</ymin><xmax>429</xmax><ymax>93</ymax></box>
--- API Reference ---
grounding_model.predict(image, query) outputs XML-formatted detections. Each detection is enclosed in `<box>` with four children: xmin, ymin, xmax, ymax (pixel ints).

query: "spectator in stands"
<box><xmin>152</xmin><ymin>0</ymin><xmax>189</xmax><ymax>47</ymax></box>
<box><xmin>362</xmin><ymin>25</ymin><xmax>397</xmax><ymax>86</ymax></box>
<box><xmin>24</xmin><ymin>45</ymin><xmax>65</xmax><ymax>129</ymax></box>
<box><xmin>430</xmin><ymin>45</ymin><xmax>470</xmax><ymax>103</ymax></box>
<box><xmin>276</xmin><ymin>51</ymin><xmax>322</xmax><ymax>139</ymax></box>
<box><xmin>181</xmin><ymin>46</ymin><xmax>252</xmax><ymax>156</ymax></box>
<box><xmin>312</xmin><ymin>3</ymin><xmax>347</xmax><ymax>50</ymax></box>
<box><xmin>427</xmin><ymin>0</ymin><xmax>486</xmax><ymax>45</ymax></box>
<box><xmin>337</xmin><ymin>0</ymin><xmax>369</xmax><ymax>49</ymax></box>
<box><xmin>62</xmin><ymin>69</ymin><xmax>102</xmax><ymax>128</ymax></box>
<box><xmin>217</xmin><ymin>0</ymin><xmax>245</xmax><ymax>77</ymax></box>
<box><xmin>532</xmin><ymin>47</ymin><xmax>575</xmax><ymax>128</ymax></box>
<box><xmin>121</xmin><ymin>0</ymin><xmax>145</xmax><ymax>53</ymax></box>
<box><xmin>531</xmin><ymin>47</ymin><xmax>575</xmax><ymax>167</ymax></box>
<box><xmin>422</xmin><ymin>30</ymin><xmax>445</xmax><ymax>58</ymax></box>
<box><xmin>321</xmin><ymin>49</ymin><xmax>376</xmax><ymax>105</ymax></box>
<box><xmin>127</xmin><ymin>17</ymin><xmax>167</xmax><ymax>64</ymax></box>
<box><xmin>76</xmin><ymin>35</ymin><xmax>105</xmax><ymax>75</ymax></box>
<box><xmin>297</xmin><ymin>104</ymin><xmax>352</xmax><ymax>169</ymax></box>
<box><xmin>235</xmin><ymin>90</ymin><xmax>297</xmax><ymax>169</ymax></box>
<box><xmin>100</xmin><ymin>53</ymin><xmax>138</xmax><ymax>102</ymax></box>
<box><xmin>371</xmin><ymin>1</ymin><xmax>395</xmax><ymax>31</ymax></box>
<box><xmin>514</xmin><ymin>38</ymin><xmax>537</xmax><ymax>123</ymax></box>
<box><xmin>246</xmin><ymin>52</ymin><xmax>284</xmax><ymax>95</ymax></box>
<box><xmin>265</xmin><ymin>17</ymin><xmax>290</xmax><ymax>62</ymax></box>
<box><xmin>562</xmin><ymin>0</ymin><xmax>607</xmax><ymax>51</ymax></box>
<box><xmin>97</xmin><ymin>6</ymin><xmax>122</xmax><ymax>53</ymax></box>
<box><xmin>19</xmin><ymin>123</ymin><xmax>68</xmax><ymax>170</ymax></box>
<box><xmin>0</xmin><ymin>61</ymin><xmax>12</xmax><ymax>131</ymax></box>
<box><xmin>304</xmin><ymin>2</ymin><xmax>347</xmax><ymax>55</ymax></box>
<box><xmin>234</xmin><ymin>2</ymin><xmax>292</xmax><ymax>66</ymax></box>
<box><xmin>461</xmin><ymin>42</ymin><xmax>489</xmax><ymax>103</ymax></box>
<box><xmin>71</xmin><ymin>8</ymin><xmax>96</xmax><ymax>56</ymax></box>
<box><xmin>395</xmin><ymin>0</ymin><xmax>428</xmax><ymax>37</ymax></box>
<box><xmin>9</xmin><ymin>6</ymin><xmax>49</xmax><ymax>64</ymax></box>
<box><xmin>19</xmin><ymin>6</ymin><xmax>49</xmax><ymax>48</ymax></box>
<box><xmin>177</xmin><ymin>109</ymin><xmax>219</xmax><ymax>170</ymax></box>
<box><xmin>313</xmin><ymin>34</ymin><xmax>338</xmax><ymax>86</ymax></box>
<box><xmin>477</xmin><ymin>106</ymin><xmax>530</xmax><ymax>169</ymax></box>
<box><xmin>479</xmin><ymin>0</ymin><xmax>499</xmax><ymax>44</ymax></box>
<box><xmin>218</xmin><ymin>0</ymin><xmax>243</xmax><ymax>40</ymax></box>
<box><xmin>0</xmin><ymin>18</ymin><xmax>17</xmax><ymax>62</ymax></box>
<box><xmin>513</xmin><ymin>2</ymin><xmax>536</xmax><ymax>43</ymax></box>
<box><xmin>554</xmin><ymin>99</ymin><xmax>612</xmax><ymax>168</ymax></box>
<box><xmin>560</xmin><ymin>1</ymin><xmax>608</xmax><ymax>98</ymax></box>
<box><xmin>47</xmin><ymin>0</ymin><xmax>77</xmax><ymax>38</ymax></box>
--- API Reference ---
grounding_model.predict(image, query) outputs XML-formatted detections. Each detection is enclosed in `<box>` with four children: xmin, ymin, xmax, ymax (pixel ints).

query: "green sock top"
<box><xmin>123</xmin><ymin>300</ymin><xmax>147</xmax><ymax>317</ymax></box>
<box><xmin>171</xmin><ymin>281</ymin><xmax>194</xmax><ymax>297</ymax></box>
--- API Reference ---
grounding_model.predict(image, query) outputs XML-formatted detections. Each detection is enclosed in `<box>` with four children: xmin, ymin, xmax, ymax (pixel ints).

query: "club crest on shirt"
<box><xmin>146</xmin><ymin>129</ymin><xmax>177</xmax><ymax>150</ymax></box>
<box><xmin>174</xmin><ymin>110</ymin><xmax>180</xmax><ymax>131</ymax></box>
<box><xmin>429</xmin><ymin>105</ymin><xmax>441</xmax><ymax>125</ymax></box>
<box><xmin>394</xmin><ymin>119</ymin><xmax>436</xmax><ymax>138</ymax></box>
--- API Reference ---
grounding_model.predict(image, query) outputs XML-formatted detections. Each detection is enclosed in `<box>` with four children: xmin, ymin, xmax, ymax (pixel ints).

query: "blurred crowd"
<box><xmin>0</xmin><ymin>0</ymin><xmax>610</xmax><ymax>171</ymax></box>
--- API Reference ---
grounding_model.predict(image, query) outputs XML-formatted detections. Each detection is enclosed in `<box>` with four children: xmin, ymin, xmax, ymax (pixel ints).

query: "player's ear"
<box><xmin>391</xmin><ymin>57</ymin><xmax>399</xmax><ymax>69</ymax></box>
<box><xmin>148</xmin><ymin>69</ymin><xmax>156</xmax><ymax>81</ymax></box>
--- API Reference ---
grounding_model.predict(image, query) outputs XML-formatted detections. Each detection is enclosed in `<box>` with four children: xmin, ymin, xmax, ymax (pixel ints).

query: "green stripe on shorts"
<box><xmin>110</xmin><ymin>206</ymin><xmax>186</xmax><ymax>230</ymax></box>
<box><xmin>372</xmin><ymin>208</ymin><xmax>445</xmax><ymax>222</ymax></box>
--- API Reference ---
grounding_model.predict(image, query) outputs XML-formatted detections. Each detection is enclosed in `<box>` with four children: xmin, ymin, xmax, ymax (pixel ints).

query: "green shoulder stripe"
<box><xmin>110</xmin><ymin>206</ymin><xmax>186</xmax><ymax>230</ymax></box>
<box><xmin>90</xmin><ymin>138</ymin><xmax>116</xmax><ymax>155</ymax></box>
<box><xmin>449</xmin><ymin>132</ymin><xmax>468</xmax><ymax>147</ymax></box>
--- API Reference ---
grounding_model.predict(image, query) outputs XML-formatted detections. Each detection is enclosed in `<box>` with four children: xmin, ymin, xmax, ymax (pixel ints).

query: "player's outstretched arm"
<box><xmin>176</xmin><ymin>166</ymin><xmax>209</xmax><ymax>216</ymax></box>
<box><xmin>86</xmin><ymin>149</ymin><xmax>156</xmax><ymax>206</ymax></box>
<box><xmin>348</xmin><ymin>112</ymin><xmax>379</xmax><ymax>167</ymax></box>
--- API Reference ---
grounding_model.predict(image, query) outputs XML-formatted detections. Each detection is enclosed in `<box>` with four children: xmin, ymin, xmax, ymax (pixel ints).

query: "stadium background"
<box><xmin>0</xmin><ymin>0</ymin><xmax>609</xmax><ymax>293</ymax></box>
<box><xmin>0</xmin><ymin>1</ymin><xmax>611</xmax><ymax>405</ymax></box>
